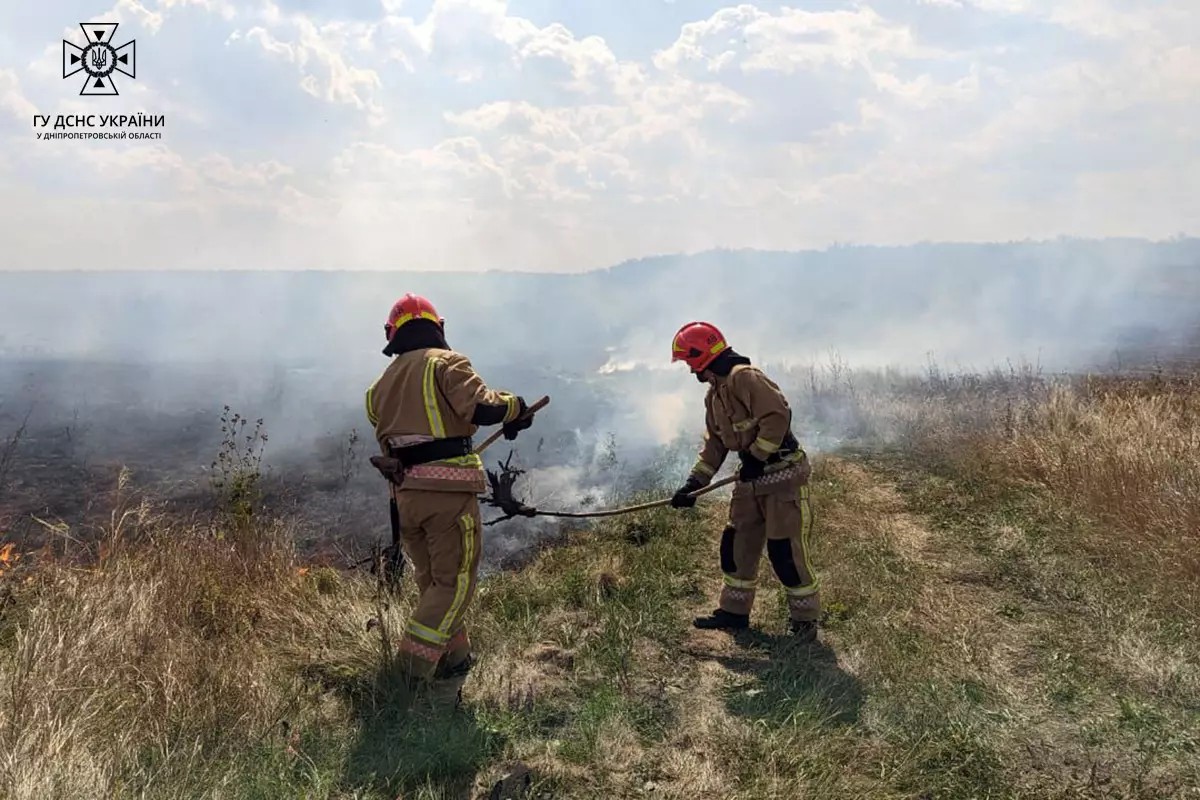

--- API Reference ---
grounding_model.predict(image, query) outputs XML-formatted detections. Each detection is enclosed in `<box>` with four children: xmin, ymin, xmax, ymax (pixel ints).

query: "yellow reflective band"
<box><xmin>754</xmin><ymin>437</ymin><xmax>780</xmax><ymax>454</ymax></box>
<box><xmin>406</xmin><ymin>620</ymin><xmax>450</xmax><ymax>645</ymax></box>
<box><xmin>723</xmin><ymin>574</ymin><xmax>757</xmax><ymax>590</ymax></box>
<box><xmin>798</xmin><ymin>485</ymin><xmax>816</xmax><ymax>584</ymax></box>
<box><xmin>393</xmin><ymin>310</ymin><xmax>440</xmax><ymax>329</ymax></box>
<box><xmin>422</xmin><ymin>357</ymin><xmax>446</xmax><ymax>438</ymax></box>
<box><xmin>438</xmin><ymin>514</ymin><xmax>476</xmax><ymax>635</ymax></box>
<box><xmin>710</xmin><ymin>341</ymin><xmax>727</xmax><ymax>355</ymax></box>
<box><xmin>732</xmin><ymin>418</ymin><xmax>757</xmax><ymax>432</ymax></box>
<box><xmin>693</xmin><ymin>460</ymin><xmax>716</xmax><ymax>477</ymax></box>
<box><xmin>503</xmin><ymin>394</ymin><xmax>518</xmax><ymax>423</ymax></box>
<box><xmin>431</xmin><ymin>453</ymin><xmax>484</xmax><ymax>469</ymax></box>
<box><xmin>785</xmin><ymin>582</ymin><xmax>820</xmax><ymax>598</ymax></box>
<box><xmin>365</xmin><ymin>383</ymin><xmax>378</xmax><ymax>426</ymax></box>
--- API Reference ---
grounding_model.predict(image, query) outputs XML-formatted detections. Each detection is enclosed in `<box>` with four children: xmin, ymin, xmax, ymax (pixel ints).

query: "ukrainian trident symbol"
<box><xmin>63</xmin><ymin>23</ymin><xmax>136</xmax><ymax>96</ymax></box>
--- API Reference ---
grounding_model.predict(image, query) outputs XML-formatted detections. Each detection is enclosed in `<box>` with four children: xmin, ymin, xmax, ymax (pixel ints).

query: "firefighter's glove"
<box><xmin>502</xmin><ymin>396</ymin><xmax>534</xmax><ymax>440</ymax></box>
<box><xmin>738</xmin><ymin>452</ymin><xmax>765</xmax><ymax>482</ymax></box>
<box><xmin>670</xmin><ymin>477</ymin><xmax>704</xmax><ymax>509</ymax></box>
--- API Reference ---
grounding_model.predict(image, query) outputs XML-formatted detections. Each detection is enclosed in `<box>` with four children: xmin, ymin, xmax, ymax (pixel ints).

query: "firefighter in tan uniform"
<box><xmin>668</xmin><ymin>321</ymin><xmax>820</xmax><ymax>642</ymax></box>
<box><xmin>366</xmin><ymin>293</ymin><xmax>533</xmax><ymax>687</ymax></box>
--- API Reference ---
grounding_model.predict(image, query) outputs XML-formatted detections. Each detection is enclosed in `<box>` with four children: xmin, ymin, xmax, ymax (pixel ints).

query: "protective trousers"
<box><xmin>393</xmin><ymin>487</ymin><xmax>482</xmax><ymax>683</ymax></box>
<box><xmin>717</xmin><ymin>475</ymin><xmax>820</xmax><ymax>623</ymax></box>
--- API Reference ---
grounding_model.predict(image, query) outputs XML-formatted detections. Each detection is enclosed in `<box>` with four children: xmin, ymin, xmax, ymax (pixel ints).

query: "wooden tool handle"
<box><xmin>474</xmin><ymin>395</ymin><xmax>551</xmax><ymax>454</ymax></box>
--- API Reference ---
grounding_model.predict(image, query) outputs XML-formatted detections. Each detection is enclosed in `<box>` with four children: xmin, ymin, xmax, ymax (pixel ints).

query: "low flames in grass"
<box><xmin>0</xmin><ymin>542</ymin><xmax>17</xmax><ymax>578</ymax></box>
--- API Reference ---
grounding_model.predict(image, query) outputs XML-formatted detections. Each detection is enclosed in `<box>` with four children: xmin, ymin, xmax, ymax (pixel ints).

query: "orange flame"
<box><xmin>0</xmin><ymin>543</ymin><xmax>18</xmax><ymax>576</ymax></box>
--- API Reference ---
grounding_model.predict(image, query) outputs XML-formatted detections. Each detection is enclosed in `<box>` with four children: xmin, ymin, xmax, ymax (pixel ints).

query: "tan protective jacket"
<box><xmin>689</xmin><ymin>364</ymin><xmax>805</xmax><ymax>488</ymax></box>
<box><xmin>366</xmin><ymin>348</ymin><xmax>522</xmax><ymax>493</ymax></box>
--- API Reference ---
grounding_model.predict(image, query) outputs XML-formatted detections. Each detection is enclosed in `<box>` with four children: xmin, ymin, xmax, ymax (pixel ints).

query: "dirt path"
<box><xmin>655</xmin><ymin>455</ymin><xmax>1199</xmax><ymax>799</ymax></box>
<box><xmin>456</xmin><ymin>453</ymin><xmax>1197</xmax><ymax>799</ymax></box>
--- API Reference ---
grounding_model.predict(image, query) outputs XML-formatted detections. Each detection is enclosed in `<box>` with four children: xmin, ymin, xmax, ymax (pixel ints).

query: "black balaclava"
<box><xmin>702</xmin><ymin>348</ymin><xmax>751</xmax><ymax>380</ymax></box>
<box><xmin>382</xmin><ymin>318</ymin><xmax>449</xmax><ymax>357</ymax></box>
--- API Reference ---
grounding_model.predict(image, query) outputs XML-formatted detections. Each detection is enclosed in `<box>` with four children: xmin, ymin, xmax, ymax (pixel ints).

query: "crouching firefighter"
<box><xmin>668</xmin><ymin>321</ymin><xmax>820</xmax><ymax>643</ymax></box>
<box><xmin>365</xmin><ymin>293</ymin><xmax>533</xmax><ymax>689</ymax></box>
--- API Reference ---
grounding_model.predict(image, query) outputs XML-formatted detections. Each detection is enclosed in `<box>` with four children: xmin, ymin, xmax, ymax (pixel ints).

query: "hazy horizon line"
<box><xmin>2</xmin><ymin>234</ymin><xmax>1196</xmax><ymax>277</ymax></box>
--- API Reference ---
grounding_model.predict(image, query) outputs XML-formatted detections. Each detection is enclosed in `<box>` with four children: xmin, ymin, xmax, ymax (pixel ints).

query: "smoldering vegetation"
<box><xmin>3</xmin><ymin>335</ymin><xmax>1200</xmax><ymax>800</ymax></box>
<box><xmin>2</xmin><ymin>238</ymin><xmax>1199</xmax><ymax>569</ymax></box>
<box><xmin>0</xmin><ymin>359</ymin><xmax>650</xmax><ymax>568</ymax></box>
<box><xmin>3</xmin><ymin>241</ymin><xmax>1200</xmax><ymax>800</ymax></box>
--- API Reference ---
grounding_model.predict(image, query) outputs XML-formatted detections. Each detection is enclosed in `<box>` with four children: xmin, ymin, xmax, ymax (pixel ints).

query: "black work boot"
<box><xmin>693</xmin><ymin>609</ymin><xmax>750</xmax><ymax>630</ymax></box>
<box><xmin>789</xmin><ymin>619</ymin><xmax>818</xmax><ymax>643</ymax></box>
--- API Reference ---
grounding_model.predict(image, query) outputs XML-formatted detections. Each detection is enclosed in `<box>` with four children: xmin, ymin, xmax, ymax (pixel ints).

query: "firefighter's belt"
<box><xmin>369</xmin><ymin>436</ymin><xmax>474</xmax><ymax>486</ymax></box>
<box><xmin>765</xmin><ymin>431</ymin><xmax>801</xmax><ymax>464</ymax></box>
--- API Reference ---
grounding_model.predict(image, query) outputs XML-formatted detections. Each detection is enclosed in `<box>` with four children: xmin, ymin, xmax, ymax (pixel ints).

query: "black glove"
<box><xmin>502</xmin><ymin>396</ymin><xmax>533</xmax><ymax>440</ymax></box>
<box><xmin>738</xmin><ymin>451</ymin><xmax>765</xmax><ymax>482</ymax></box>
<box><xmin>670</xmin><ymin>476</ymin><xmax>704</xmax><ymax>508</ymax></box>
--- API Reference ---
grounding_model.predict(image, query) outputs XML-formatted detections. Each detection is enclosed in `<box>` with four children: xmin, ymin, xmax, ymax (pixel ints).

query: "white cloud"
<box><xmin>115</xmin><ymin>0</ymin><xmax>238</xmax><ymax>33</ymax></box>
<box><xmin>654</xmin><ymin>5</ymin><xmax>941</xmax><ymax>74</ymax></box>
<box><xmin>0</xmin><ymin>70</ymin><xmax>36</xmax><ymax>122</ymax></box>
<box><xmin>237</xmin><ymin>8</ymin><xmax>384</xmax><ymax>119</ymax></box>
<box><xmin>0</xmin><ymin>0</ymin><xmax>1196</xmax><ymax>270</ymax></box>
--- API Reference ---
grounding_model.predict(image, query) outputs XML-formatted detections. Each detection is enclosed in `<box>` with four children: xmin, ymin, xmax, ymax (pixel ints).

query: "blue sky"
<box><xmin>0</xmin><ymin>0</ymin><xmax>1196</xmax><ymax>270</ymax></box>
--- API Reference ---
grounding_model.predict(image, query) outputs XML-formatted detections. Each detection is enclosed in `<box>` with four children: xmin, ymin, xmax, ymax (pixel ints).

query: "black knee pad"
<box><xmin>719</xmin><ymin>524</ymin><xmax>737</xmax><ymax>574</ymax></box>
<box><xmin>767</xmin><ymin>538</ymin><xmax>802</xmax><ymax>587</ymax></box>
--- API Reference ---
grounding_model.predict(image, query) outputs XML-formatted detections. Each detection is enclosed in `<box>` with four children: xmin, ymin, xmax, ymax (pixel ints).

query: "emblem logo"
<box><xmin>63</xmin><ymin>23</ymin><xmax>136</xmax><ymax>96</ymax></box>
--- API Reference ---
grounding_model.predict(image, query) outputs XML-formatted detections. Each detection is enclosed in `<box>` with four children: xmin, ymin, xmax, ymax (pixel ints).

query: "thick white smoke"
<box><xmin>2</xmin><ymin>239</ymin><xmax>1199</xmax><ymax>565</ymax></box>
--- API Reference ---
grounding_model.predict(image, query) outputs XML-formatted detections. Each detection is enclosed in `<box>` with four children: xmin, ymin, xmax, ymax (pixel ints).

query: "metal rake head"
<box><xmin>483</xmin><ymin>450</ymin><xmax>538</xmax><ymax>524</ymax></box>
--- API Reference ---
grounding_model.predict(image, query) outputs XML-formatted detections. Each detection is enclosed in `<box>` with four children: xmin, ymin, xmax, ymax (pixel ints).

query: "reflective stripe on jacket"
<box><xmin>689</xmin><ymin>364</ymin><xmax>805</xmax><ymax>487</ymax></box>
<box><xmin>366</xmin><ymin>348</ymin><xmax>521</xmax><ymax>493</ymax></box>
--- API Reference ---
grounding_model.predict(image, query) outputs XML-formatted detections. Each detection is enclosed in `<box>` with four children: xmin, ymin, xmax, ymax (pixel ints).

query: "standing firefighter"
<box><xmin>668</xmin><ymin>321</ymin><xmax>820</xmax><ymax>642</ymax></box>
<box><xmin>365</xmin><ymin>293</ymin><xmax>533</xmax><ymax>688</ymax></box>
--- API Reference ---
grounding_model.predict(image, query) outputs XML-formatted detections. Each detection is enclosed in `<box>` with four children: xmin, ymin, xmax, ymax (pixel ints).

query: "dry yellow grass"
<box><xmin>899</xmin><ymin>372</ymin><xmax>1200</xmax><ymax>601</ymax></box>
<box><xmin>1</xmin><ymin>368</ymin><xmax>1198</xmax><ymax>798</ymax></box>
